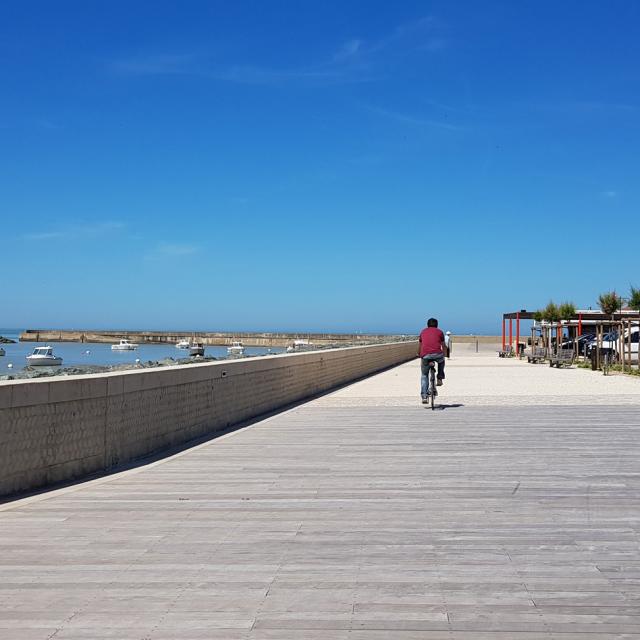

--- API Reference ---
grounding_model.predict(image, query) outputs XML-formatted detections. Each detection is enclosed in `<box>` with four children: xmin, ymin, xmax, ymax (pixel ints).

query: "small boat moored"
<box><xmin>227</xmin><ymin>340</ymin><xmax>245</xmax><ymax>356</ymax></box>
<box><xmin>111</xmin><ymin>339</ymin><xmax>138</xmax><ymax>351</ymax></box>
<box><xmin>26</xmin><ymin>346</ymin><xmax>63</xmax><ymax>366</ymax></box>
<box><xmin>189</xmin><ymin>341</ymin><xmax>205</xmax><ymax>357</ymax></box>
<box><xmin>286</xmin><ymin>339</ymin><xmax>315</xmax><ymax>353</ymax></box>
<box><xmin>176</xmin><ymin>338</ymin><xmax>190</xmax><ymax>349</ymax></box>
<box><xmin>0</xmin><ymin>347</ymin><xmax>5</xmax><ymax>356</ymax></box>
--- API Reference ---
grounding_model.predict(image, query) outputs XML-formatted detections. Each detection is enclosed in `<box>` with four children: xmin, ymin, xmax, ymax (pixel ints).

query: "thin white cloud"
<box><xmin>24</xmin><ymin>221</ymin><xmax>126</xmax><ymax>241</ymax></box>
<box><xmin>601</xmin><ymin>190</ymin><xmax>618</xmax><ymax>198</ymax></box>
<box><xmin>153</xmin><ymin>243</ymin><xmax>200</xmax><ymax>257</ymax></box>
<box><xmin>25</xmin><ymin>231</ymin><xmax>67</xmax><ymax>240</ymax></box>
<box><xmin>527</xmin><ymin>101</ymin><xmax>637</xmax><ymax>115</ymax></box>
<box><xmin>365</xmin><ymin>16</ymin><xmax>442</xmax><ymax>55</ymax></box>
<box><xmin>110</xmin><ymin>53</ymin><xmax>198</xmax><ymax>76</ymax></box>
<box><xmin>110</xmin><ymin>53</ymin><xmax>365</xmax><ymax>86</ymax></box>
<box><xmin>574</xmin><ymin>101</ymin><xmax>635</xmax><ymax>112</ymax></box>
<box><xmin>213</xmin><ymin>65</ymin><xmax>354</xmax><ymax>86</ymax></box>
<box><xmin>109</xmin><ymin>16</ymin><xmax>445</xmax><ymax>88</ymax></box>
<box><xmin>333</xmin><ymin>39</ymin><xmax>363</xmax><ymax>62</ymax></box>
<box><xmin>423</xmin><ymin>99</ymin><xmax>474</xmax><ymax>115</ymax></box>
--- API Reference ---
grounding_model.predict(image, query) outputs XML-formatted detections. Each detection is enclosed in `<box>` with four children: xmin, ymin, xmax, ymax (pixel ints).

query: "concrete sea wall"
<box><xmin>0</xmin><ymin>341</ymin><xmax>417</xmax><ymax>499</ymax></box>
<box><xmin>20</xmin><ymin>328</ymin><xmax>411</xmax><ymax>348</ymax></box>
<box><xmin>449</xmin><ymin>336</ymin><xmax>502</xmax><ymax>353</ymax></box>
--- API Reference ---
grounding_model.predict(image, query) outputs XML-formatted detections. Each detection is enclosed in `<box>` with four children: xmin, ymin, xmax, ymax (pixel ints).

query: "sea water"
<box><xmin>0</xmin><ymin>329</ymin><xmax>285</xmax><ymax>371</ymax></box>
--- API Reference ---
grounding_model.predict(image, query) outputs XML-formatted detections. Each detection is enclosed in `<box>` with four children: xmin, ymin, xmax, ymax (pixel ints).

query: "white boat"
<box><xmin>227</xmin><ymin>340</ymin><xmax>245</xmax><ymax>356</ymax></box>
<box><xmin>189</xmin><ymin>341</ymin><xmax>205</xmax><ymax>357</ymax></box>
<box><xmin>111</xmin><ymin>339</ymin><xmax>138</xmax><ymax>351</ymax></box>
<box><xmin>286</xmin><ymin>339</ymin><xmax>315</xmax><ymax>353</ymax></box>
<box><xmin>176</xmin><ymin>339</ymin><xmax>190</xmax><ymax>349</ymax></box>
<box><xmin>26</xmin><ymin>346</ymin><xmax>63</xmax><ymax>366</ymax></box>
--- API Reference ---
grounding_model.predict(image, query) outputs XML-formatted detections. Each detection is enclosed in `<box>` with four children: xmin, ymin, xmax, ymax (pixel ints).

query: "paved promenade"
<box><xmin>2</xmin><ymin>353</ymin><xmax>640</xmax><ymax>639</ymax></box>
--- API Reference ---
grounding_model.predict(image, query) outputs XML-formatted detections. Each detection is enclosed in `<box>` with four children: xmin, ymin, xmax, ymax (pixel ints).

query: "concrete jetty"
<box><xmin>18</xmin><ymin>329</ymin><xmax>501</xmax><ymax>349</ymax></box>
<box><xmin>2</xmin><ymin>352</ymin><xmax>639</xmax><ymax>638</ymax></box>
<box><xmin>19</xmin><ymin>328</ymin><xmax>413</xmax><ymax>348</ymax></box>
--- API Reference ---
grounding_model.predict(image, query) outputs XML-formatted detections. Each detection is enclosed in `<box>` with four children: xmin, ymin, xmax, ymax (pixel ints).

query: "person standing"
<box><xmin>444</xmin><ymin>331</ymin><xmax>452</xmax><ymax>358</ymax></box>
<box><xmin>418</xmin><ymin>318</ymin><xmax>446</xmax><ymax>403</ymax></box>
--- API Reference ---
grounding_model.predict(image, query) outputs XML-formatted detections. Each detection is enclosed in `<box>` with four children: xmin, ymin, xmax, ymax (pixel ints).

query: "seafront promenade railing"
<box><xmin>0</xmin><ymin>341</ymin><xmax>417</xmax><ymax>499</ymax></box>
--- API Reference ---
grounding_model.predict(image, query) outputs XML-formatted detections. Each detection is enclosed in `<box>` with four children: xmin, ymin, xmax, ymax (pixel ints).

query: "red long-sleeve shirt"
<box><xmin>419</xmin><ymin>327</ymin><xmax>444</xmax><ymax>357</ymax></box>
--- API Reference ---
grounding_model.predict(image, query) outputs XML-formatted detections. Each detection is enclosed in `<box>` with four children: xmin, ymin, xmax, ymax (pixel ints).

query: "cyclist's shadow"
<box><xmin>428</xmin><ymin>403</ymin><xmax>465</xmax><ymax>411</ymax></box>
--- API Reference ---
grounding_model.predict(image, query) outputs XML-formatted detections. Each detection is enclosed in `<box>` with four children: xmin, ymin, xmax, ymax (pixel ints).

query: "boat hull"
<box><xmin>26</xmin><ymin>357</ymin><xmax>63</xmax><ymax>366</ymax></box>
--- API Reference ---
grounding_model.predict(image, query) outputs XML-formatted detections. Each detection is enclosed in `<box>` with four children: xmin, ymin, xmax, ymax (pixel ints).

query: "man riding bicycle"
<box><xmin>419</xmin><ymin>318</ymin><xmax>446</xmax><ymax>404</ymax></box>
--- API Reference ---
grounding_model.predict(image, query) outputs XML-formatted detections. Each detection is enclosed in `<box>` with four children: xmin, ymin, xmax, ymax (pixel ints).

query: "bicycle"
<box><xmin>427</xmin><ymin>360</ymin><xmax>438</xmax><ymax>410</ymax></box>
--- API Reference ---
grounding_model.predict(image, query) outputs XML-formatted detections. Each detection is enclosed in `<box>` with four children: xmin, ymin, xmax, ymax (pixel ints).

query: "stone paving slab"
<box><xmin>314</xmin><ymin>353</ymin><xmax>640</xmax><ymax>406</ymax></box>
<box><xmin>1</xmin><ymin>353</ymin><xmax>640</xmax><ymax>638</ymax></box>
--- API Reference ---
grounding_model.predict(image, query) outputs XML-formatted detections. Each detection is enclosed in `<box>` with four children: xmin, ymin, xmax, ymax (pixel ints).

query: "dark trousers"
<box><xmin>420</xmin><ymin>354</ymin><xmax>445</xmax><ymax>396</ymax></box>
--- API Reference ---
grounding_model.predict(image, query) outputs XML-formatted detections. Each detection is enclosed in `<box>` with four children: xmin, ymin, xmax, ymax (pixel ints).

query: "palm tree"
<box><xmin>629</xmin><ymin>286</ymin><xmax>640</xmax><ymax>312</ymax></box>
<box><xmin>598</xmin><ymin>291</ymin><xmax>622</xmax><ymax>316</ymax></box>
<box><xmin>556</xmin><ymin>302</ymin><xmax>576</xmax><ymax>348</ymax></box>
<box><xmin>597</xmin><ymin>292</ymin><xmax>622</xmax><ymax>367</ymax></box>
<box><xmin>540</xmin><ymin>302</ymin><xmax>560</xmax><ymax>352</ymax></box>
<box><xmin>559</xmin><ymin>302</ymin><xmax>576</xmax><ymax>321</ymax></box>
<box><xmin>543</xmin><ymin>301</ymin><xmax>560</xmax><ymax>323</ymax></box>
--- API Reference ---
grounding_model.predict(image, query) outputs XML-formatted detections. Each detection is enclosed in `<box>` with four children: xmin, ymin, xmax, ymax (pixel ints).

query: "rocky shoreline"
<box><xmin>0</xmin><ymin>355</ymin><xmax>225</xmax><ymax>381</ymax></box>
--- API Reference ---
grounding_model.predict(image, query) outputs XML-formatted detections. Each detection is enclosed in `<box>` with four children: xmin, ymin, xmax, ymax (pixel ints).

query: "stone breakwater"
<box><xmin>19</xmin><ymin>329</ymin><xmax>501</xmax><ymax>348</ymax></box>
<box><xmin>20</xmin><ymin>329</ymin><xmax>412</xmax><ymax>347</ymax></box>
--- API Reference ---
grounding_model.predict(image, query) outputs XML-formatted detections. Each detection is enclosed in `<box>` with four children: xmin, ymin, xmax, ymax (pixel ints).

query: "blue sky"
<box><xmin>2</xmin><ymin>1</ymin><xmax>639</xmax><ymax>334</ymax></box>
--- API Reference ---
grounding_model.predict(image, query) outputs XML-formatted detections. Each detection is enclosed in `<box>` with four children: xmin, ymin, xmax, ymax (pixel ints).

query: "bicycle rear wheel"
<box><xmin>430</xmin><ymin>366</ymin><xmax>436</xmax><ymax>410</ymax></box>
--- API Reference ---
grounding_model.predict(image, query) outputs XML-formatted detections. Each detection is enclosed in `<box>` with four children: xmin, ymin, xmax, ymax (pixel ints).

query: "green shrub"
<box><xmin>609</xmin><ymin>364</ymin><xmax>640</xmax><ymax>376</ymax></box>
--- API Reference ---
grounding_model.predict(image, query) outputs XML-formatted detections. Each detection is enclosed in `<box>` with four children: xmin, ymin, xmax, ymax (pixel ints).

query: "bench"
<box><xmin>549</xmin><ymin>349</ymin><xmax>574</xmax><ymax>368</ymax></box>
<box><xmin>526</xmin><ymin>348</ymin><xmax>547</xmax><ymax>363</ymax></box>
<box><xmin>498</xmin><ymin>345</ymin><xmax>514</xmax><ymax>358</ymax></box>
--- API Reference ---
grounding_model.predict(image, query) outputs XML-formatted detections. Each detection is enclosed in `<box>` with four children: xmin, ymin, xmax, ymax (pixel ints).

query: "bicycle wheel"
<box><xmin>430</xmin><ymin>366</ymin><xmax>436</xmax><ymax>410</ymax></box>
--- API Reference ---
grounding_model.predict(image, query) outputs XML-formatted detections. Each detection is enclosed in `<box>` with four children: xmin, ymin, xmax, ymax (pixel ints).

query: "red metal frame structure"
<box><xmin>503</xmin><ymin>310</ymin><xmax>639</xmax><ymax>323</ymax></box>
<box><xmin>578</xmin><ymin>313</ymin><xmax>582</xmax><ymax>336</ymax></box>
<box><xmin>502</xmin><ymin>309</ymin><xmax>639</xmax><ymax>356</ymax></box>
<box><xmin>501</xmin><ymin>310</ymin><xmax>534</xmax><ymax>356</ymax></box>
